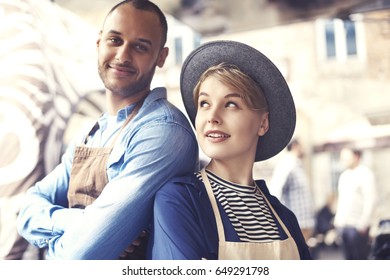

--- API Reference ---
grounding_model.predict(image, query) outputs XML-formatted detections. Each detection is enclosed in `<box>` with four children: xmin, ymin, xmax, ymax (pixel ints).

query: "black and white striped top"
<box><xmin>196</xmin><ymin>170</ymin><xmax>282</xmax><ymax>242</ymax></box>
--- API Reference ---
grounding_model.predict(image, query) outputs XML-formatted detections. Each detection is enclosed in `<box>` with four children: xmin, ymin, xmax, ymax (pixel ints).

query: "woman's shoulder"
<box><xmin>156</xmin><ymin>173</ymin><xmax>203</xmax><ymax>200</ymax></box>
<box><xmin>256</xmin><ymin>179</ymin><xmax>277</xmax><ymax>203</ymax></box>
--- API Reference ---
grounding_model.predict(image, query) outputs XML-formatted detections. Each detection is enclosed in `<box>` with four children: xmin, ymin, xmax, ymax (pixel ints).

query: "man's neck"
<box><xmin>106</xmin><ymin>90</ymin><xmax>149</xmax><ymax>115</ymax></box>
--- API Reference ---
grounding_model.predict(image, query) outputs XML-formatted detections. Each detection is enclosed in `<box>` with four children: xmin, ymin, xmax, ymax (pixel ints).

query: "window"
<box><xmin>319</xmin><ymin>18</ymin><xmax>361</xmax><ymax>61</ymax></box>
<box><xmin>344</xmin><ymin>20</ymin><xmax>357</xmax><ymax>56</ymax></box>
<box><xmin>325</xmin><ymin>20</ymin><xmax>336</xmax><ymax>58</ymax></box>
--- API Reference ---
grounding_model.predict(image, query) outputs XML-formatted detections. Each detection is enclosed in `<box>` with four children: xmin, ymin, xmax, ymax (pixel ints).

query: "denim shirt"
<box><xmin>17</xmin><ymin>87</ymin><xmax>199</xmax><ymax>259</ymax></box>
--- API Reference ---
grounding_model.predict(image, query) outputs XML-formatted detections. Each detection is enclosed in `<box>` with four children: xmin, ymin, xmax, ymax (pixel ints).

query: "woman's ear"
<box><xmin>258</xmin><ymin>112</ymin><xmax>269</xmax><ymax>136</ymax></box>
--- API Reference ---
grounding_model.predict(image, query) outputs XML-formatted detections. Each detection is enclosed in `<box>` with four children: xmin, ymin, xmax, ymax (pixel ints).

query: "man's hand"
<box><xmin>119</xmin><ymin>230</ymin><xmax>148</xmax><ymax>259</ymax></box>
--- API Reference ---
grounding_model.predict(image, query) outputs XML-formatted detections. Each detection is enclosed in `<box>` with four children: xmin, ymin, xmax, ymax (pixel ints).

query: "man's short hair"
<box><xmin>105</xmin><ymin>0</ymin><xmax>168</xmax><ymax>48</ymax></box>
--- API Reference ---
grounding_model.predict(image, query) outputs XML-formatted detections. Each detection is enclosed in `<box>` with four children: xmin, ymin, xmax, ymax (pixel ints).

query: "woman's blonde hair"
<box><xmin>193</xmin><ymin>62</ymin><xmax>268</xmax><ymax>112</ymax></box>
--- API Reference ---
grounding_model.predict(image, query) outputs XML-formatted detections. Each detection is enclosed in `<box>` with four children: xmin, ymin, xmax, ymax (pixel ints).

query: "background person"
<box><xmin>17</xmin><ymin>0</ymin><xmax>198</xmax><ymax>260</ymax></box>
<box><xmin>150</xmin><ymin>41</ymin><xmax>311</xmax><ymax>260</ymax></box>
<box><xmin>334</xmin><ymin>147</ymin><xmax>376</xmax><ymax>260</ymax></box>
<box><xmin>269</xmin><ymin>139</ymin><xmax>315</xmax><ymax>242</ymax></box>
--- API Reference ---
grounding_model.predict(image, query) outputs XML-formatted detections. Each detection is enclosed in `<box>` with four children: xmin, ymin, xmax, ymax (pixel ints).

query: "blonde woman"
<box><xmin>150</xmin><ymin>41</ymin><xmax>311</xmax><ymax>260</ymax></box>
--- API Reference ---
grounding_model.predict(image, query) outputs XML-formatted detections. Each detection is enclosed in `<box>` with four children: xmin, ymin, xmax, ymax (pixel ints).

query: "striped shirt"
<box><xmin>196</xmin><ymin>170</ymin><xmax>282</xmax><ymax>242</ymax></box>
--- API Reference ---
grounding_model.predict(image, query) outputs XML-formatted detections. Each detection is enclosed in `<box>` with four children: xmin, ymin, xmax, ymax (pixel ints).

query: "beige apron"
<box><xmin>201</xmin><ymin>168</ymin><xmax>300</xmax><ymax>260</ymax></box>
<box><xmin>67</xmin><ymin>102</ymin><xmax>147</xmax><ymax>259</ymax></box>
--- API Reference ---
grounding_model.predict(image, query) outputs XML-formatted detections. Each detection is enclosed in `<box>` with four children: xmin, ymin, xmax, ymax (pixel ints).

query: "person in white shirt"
<box><xmin>334</xmin><ymin>148</ymin><xmax>376</xmax><ymax>259</ymax></box>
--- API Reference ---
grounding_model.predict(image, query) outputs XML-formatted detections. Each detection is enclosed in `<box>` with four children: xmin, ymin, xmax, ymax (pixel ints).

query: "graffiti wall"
<box><xmin>0</xmin><ymin>0</ymin><xmax>104</xmax><ymax>259</ymax></box>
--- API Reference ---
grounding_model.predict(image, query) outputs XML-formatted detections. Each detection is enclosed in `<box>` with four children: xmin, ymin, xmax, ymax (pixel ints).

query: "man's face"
<box><xmin>340</xmin><ymin>148</ymin><xmax>357</xmax><ymax>169</ymax></box>
<box><xmin>96</xmin><ymin>4</ymin><xmax>168</xmax><ymax>99</ymax></box>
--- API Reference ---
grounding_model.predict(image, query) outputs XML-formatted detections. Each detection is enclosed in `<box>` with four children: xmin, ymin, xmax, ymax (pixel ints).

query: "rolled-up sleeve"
<box><xmin>17</xmin><ymin>141</ymin><xmax>84</xmax><ymax>247</ymax></box>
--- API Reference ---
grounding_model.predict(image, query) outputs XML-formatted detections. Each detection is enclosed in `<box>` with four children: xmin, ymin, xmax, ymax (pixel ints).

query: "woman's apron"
<box><xmin>67</xmin><ymin>102</ymin><xmax>148</xmax><ymax>259</ymax></box>
<box><xmin>201</xmin><ymin>168</ymin><xmax>300</xmax><ymax>260</ymax></box>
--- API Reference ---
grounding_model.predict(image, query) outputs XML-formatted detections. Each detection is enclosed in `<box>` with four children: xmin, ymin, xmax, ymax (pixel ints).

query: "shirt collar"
<box><xmin>97</xmin><ymin>87</ymin><xmax>167</xmax><ymax>126</ymax></box>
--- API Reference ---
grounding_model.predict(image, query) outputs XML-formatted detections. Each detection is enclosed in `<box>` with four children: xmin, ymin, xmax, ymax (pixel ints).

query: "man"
<box><xmin>269</xmin><ymin>139</ymin><xmax>315</xmax><ymax>242</ymax></box>
<box><xmin>17</xmin><ymin>0</ymin><xmax>198</xmax><ymax>260</ymax></box>
<box><xmin>334</xmin><ymin>148</ymin><xmax>376</xmax><ymax>259</ymax></box>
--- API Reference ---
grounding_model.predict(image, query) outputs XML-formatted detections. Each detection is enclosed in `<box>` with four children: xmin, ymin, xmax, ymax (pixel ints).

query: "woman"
<box><xmin>150</xmin><ymin>40</ymin><xmax>311</xmax><ymax>260</ymax></box>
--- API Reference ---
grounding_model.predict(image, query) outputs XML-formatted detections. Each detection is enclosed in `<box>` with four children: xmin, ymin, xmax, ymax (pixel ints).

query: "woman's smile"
<box><xmin>205</xmin><ymin>130</ymin><xmax>230</xmax><ymax>143</ymax></box>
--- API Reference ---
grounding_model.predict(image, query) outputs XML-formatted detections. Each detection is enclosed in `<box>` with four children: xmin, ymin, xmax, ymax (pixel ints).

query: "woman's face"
<box><xmin>195</xmin><ymin>76</ymin><xmax>268</xmax><ymax>164</ymax></box>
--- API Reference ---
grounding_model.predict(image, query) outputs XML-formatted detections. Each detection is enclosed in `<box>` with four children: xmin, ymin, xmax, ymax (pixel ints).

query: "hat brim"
<box><xmin>180</xmin><ymin>40</ymin><xmax>296</xmax><ymax>161</ymax></box>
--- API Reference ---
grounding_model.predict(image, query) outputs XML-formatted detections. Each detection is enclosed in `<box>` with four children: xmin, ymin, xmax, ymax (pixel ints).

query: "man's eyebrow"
<box><xmin>107</xmin><ymin>29</ymin><xmax>121</xmax><ymax>36</ymax></box>
<box><xmin>137</xmin><ymin>38</ymin><xmax>153</xmax><ymax>47</ymax></box>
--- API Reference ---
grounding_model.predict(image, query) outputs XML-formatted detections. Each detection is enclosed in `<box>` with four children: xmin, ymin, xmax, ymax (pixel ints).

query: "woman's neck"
<box><xmin>206</xmin><ymin>160</ymin><xmax>254</xmax><ymax>186</ymax></box>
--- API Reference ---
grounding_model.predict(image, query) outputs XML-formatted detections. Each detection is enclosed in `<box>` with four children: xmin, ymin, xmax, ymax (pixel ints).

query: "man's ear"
<box><xmin>258</xmin><ymin>113</ymin><xmax>269</xmax><ymax>136</ymax></box>
<box><xmin>96</xmin><ymin>30</ymin><xmax>102</xmax><ymax>49</ymax></box>
<box><xmin>157</xmin><ymin>47</ymin><xmax>169</xmax><ymax>68</ymax></box>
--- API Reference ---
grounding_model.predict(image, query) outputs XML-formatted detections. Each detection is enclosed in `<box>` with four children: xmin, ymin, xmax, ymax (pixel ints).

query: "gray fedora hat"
<box><xmin>180</xmin><ymin>40</ymin><xmax>296</xmax><ymax>161</ymax></box>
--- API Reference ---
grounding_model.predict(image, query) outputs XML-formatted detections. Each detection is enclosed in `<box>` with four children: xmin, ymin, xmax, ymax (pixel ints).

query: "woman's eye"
<box><xmin>226</xmin><ymin>101</ymin><xmax>237</xmax><ymax>108</ymax></box>
<box><xmin>199</xmin><ymin>100</ymin><xmax>209</xmax><ymax>108</ymax></box>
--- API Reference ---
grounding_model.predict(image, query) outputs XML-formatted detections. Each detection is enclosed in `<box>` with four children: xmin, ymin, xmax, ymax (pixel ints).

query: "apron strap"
<box><xmin>201</xmin><ymin>168</ymin><xmax>226</xmax><ymax>242</ymax></box>
<box><xmin>255</xmin><ymin>184</ymin><xmax>295</xmax><ymax>239</ymax></box>
<box><xmin>82</xmin><ymin>99</ymin><xmax>144</xmax><ymax>147</ymax></box>
<box><xmin>83</xmin><ymin>122</ymin><xmax>100</xmax><ymax>145</ymax></box>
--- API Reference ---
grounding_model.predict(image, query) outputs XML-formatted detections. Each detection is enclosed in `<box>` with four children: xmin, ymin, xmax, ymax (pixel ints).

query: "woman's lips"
<box><xmin>205</xmin><ymin>130</ymin><xmax>230</xmax><ymax>143</ymax></box>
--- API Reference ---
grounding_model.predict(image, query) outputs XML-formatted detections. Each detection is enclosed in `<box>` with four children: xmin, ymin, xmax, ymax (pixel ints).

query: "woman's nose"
<box><xmin>207</xmin><ymin>109</ymin><xmax>222</xmax><ymax>125</ymax></box>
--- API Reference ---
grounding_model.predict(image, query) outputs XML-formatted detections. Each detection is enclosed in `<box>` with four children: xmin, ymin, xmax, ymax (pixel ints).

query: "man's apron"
<box><xmin>67</xmin><ymin>102</ymin><xmax>148</xmax><ymax>259</ymax></box>
<box><xmin>201</xmin><ymin>168</ymin><xmax>300</xmax><ymax>260</ymax></box>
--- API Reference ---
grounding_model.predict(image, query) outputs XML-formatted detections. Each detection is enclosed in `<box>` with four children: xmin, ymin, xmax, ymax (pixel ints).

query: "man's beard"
<box><xmin>98</xmin><ymin>63</ymin><xmax>157</xmax><ymax>98</ymax></box>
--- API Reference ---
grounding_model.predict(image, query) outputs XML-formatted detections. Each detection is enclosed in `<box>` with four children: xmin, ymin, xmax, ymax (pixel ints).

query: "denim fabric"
<box><xmin>339</xmin><ymin>227</ymin><xmax>370</xmax><ymax>259</ymax></box>
<box><xmin>17</xmin><ymin>88</ymin><xmax>198</xmax><ymax>259</ymax></box>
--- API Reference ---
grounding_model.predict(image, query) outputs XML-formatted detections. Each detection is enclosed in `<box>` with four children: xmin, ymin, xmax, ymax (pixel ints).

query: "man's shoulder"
<box><xmin>142</xmin><ymin>88</ymin><xmax>192</xmax><ymax>127</ymax></box>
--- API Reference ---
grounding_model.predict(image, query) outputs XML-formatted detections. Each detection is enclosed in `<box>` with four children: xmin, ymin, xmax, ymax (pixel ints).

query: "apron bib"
<box><xmin>67</xmin><ymin>102</ymin><xmax>148</xmax><ymax>259</ymax></box>
<box><xmin>201</xmin><ymin>168</ymin><xmax>300</xmax><ymax>260</ymax></box>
